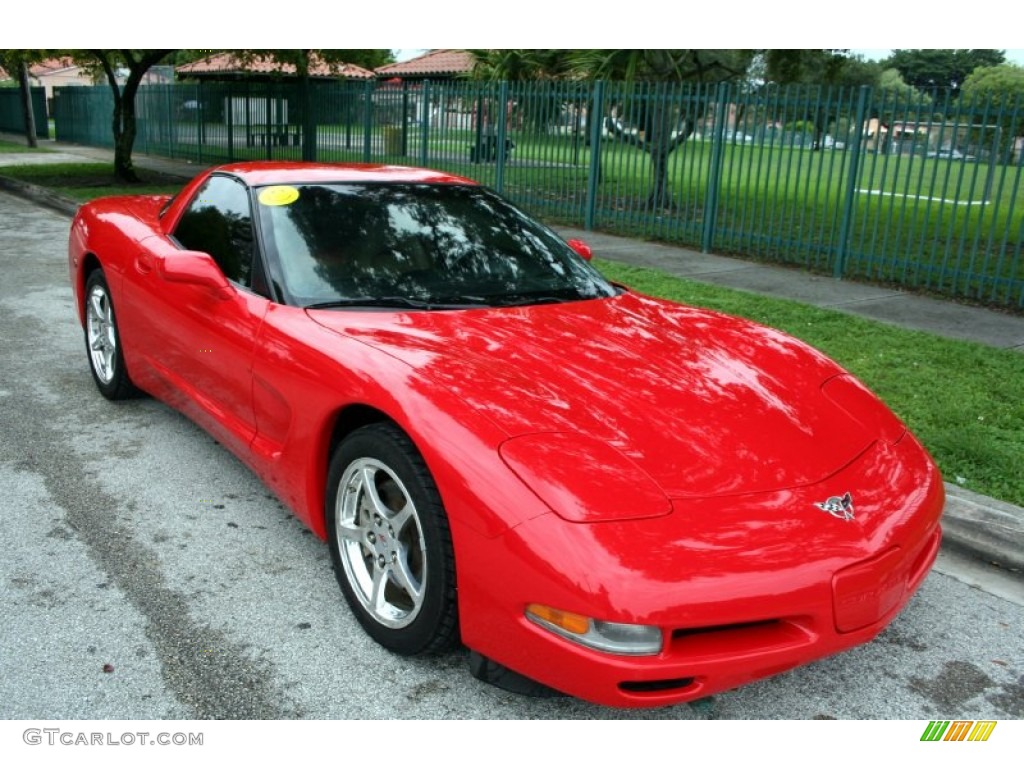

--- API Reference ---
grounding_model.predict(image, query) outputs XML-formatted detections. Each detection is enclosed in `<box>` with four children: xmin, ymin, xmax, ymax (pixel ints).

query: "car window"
<box><xmin>255</xmin><ymin>182</ymin><xmax>616</xmax><ymax>309</ymax></box>
<box><xmin>173</xmin><ymin>175</ymin><xmax>255</xmax><ymax>287</ymax></box>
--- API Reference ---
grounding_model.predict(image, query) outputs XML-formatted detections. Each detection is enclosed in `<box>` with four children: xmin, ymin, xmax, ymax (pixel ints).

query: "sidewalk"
<box><xmin>2</xmin><ymin>135</ymin><xmax>1022</xmax><ymax>578</ymax></box>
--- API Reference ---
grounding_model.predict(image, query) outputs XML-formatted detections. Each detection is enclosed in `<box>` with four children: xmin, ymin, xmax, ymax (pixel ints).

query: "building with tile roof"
<box><xmin>374</xmin><ymin>49</ymin><xmax>477</xmax><ymax>81</ymax></box>
<box><xmin>28</xmin><ymin>57</ymin><xmax>95</xmax><ymax>101</ymax></box>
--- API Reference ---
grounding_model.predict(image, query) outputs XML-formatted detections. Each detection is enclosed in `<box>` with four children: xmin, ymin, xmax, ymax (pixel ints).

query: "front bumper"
<box><xmin>454</xmin><ymin>437</ymin><xmax>944</xmax><ymax>708</ymax></box>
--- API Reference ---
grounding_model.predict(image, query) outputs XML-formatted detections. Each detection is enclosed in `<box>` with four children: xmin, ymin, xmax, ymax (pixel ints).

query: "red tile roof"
<box><xmin>176</xmin><ymin>53</ymin><xmax>374</xmax><ymax>80</ymax></box>
<box><xmin>375</xmin><ymin>50</ymin><xmax>476</xmax><ymax>78</ymax></box>
<box><xmin>29</xmin><ymin>57</ymin><xmax>80</xmax><ymax>77</ymax></box>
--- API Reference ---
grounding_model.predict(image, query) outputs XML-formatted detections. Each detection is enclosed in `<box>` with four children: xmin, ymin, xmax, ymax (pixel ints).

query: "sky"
<box><xmin>5</xmin><ymin>2</ymin><xmax>1022</xmax><ymax>64</ymax></box>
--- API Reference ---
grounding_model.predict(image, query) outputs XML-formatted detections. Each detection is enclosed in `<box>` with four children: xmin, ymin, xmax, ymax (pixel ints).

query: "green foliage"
<box><xmin>471</xmin><ymin>49</ymin><xmax>753</xmax><ymax>84</ymax></box>
<box><xmin>784</xmin><ymin>119</ymin><xmax>815</xmax><ymax>133</ymax></box>
<box><xmin>960</xmin><ymin>63</ymin><xmax>1024</xmax><ymax>106</ymax></box>
<box><xmin>878</xmin><ymin>68</ymin><xmax>925</xmax><ymax>101</ymax></box>
<box><xmin>572</xmin><ymin>49</ymin><xmax>753</xmax><ymax>83</ymax></box>
<box><xmin>470</xmin><ymin>50</ymin><xmax>576</xmax><ymax>81</ymax></box>
<box><xmin>884</xmin><ymin>49</ymin><xmax>1006</xmax><ymax>95</ymax></box>
<box><xmin>762</xmin><ymin>50</ymin><xmax>880</xmax><ymax>87</ymax></box>
<box><xmin>230</xmin><ymin>49</ymin><xmax>394</xmax><ymax>77</ymax></box>
<box><xmin>960</xmin><ymin>64</ymin><xmax>1024</xmax><ymax>158</ymax></box>
<box><xmin>0</xmin><ymin>49</ymin><xmax>50</xmax><ymax>73</ymax></box>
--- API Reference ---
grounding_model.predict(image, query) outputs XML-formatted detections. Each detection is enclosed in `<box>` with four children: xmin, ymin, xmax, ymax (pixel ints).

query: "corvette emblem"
<box><xmin>815</xmin><ymin>492</ymin><xmax>855</xmax><ymax>521</ymax></box>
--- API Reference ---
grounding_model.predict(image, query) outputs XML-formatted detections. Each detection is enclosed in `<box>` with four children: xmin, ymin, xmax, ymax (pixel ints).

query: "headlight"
<box><xmin>526</xmin><ymin>603</ymin><xmax>663</xmax><ymax>656</ymax></box>
<box><xmin>499</xmin><ymin>433</ymin><xmax>671</xmax><ymax>523</ymax></box>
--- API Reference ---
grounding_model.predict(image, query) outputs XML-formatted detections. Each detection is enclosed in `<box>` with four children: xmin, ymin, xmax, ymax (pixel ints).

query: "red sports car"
<box><xmin>68</xmin><ymin>162</ymin><xmax>943</xmax><ymax>708</ymax></box>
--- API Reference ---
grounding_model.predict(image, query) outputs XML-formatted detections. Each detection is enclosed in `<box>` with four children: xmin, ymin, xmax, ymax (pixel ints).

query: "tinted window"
<box><xmin>255</xmin><ymin>183</ymin><xmax>615</xmax><ymax>309</ymax></box>
<box><xmin>174</xmin><ymin>175</ymin><xmax>254</xmax><ymax>286</ymax></box>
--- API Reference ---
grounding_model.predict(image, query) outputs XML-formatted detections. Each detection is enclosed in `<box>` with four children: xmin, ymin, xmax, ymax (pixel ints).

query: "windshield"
<box><xmin>255</xmin><ymin>182</ymin><xmax>616</xmax><ymax>309</ymax></box>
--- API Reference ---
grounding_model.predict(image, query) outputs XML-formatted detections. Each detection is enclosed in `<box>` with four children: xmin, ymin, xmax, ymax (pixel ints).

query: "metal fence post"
<box><xmin>196</xmin><ymin>83</ymin><xmax>204</xmax><ymax>165</ymax></box>
<box><xmin>400</xmin><ymin>81</ymin><xmax>410</xmax><ymax>156</ymax></box>
<box><xmin>164</xmin><ymin>85</ymin><xmax>174</xmax><ymax>158</ymax></box>
<box><xmin>495</xmin><ymin>81</ymin><xmax>510</xmax><ymax>193</ymax></box>
<box><xmin>362</xmin><ymin>80</ymin><xmax>373</xmax><ymax>162</ymax></box>
<box><xmin>585</xmin><ymin>80</ymin><xmax>605</xmax><ymax>231</ymax></box>
<box><xmin>835</xmin><ymin>85</ymin><xmax>871</xmax><ymax>279</ymax></box>
<box><xmin>702</xmin><ymin>82</ymin><xmax>731</xmax><ymax>253</ymax></box>
<box><xmin>420</xmin><ymin>81</ymin><xmax>431</xmax><ymax>168</ymax></box>
<box><xmin>301</xmin><ymin>77</ymin><xmax>316</xmax><ymax>162</ymax></box>
<box><xmin>226</xmin><ymin>83</ymin><xmax>234</xmax><ymax>161</ymax></box>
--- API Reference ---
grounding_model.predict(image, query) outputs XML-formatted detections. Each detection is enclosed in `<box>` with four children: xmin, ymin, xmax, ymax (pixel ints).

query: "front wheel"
<box><xmin>84</xmin><ymin>269</ymin><xmax>137</xmax><ymax>400</ymax></box>
<box><xmin>326</xmin><ymin>423</ymin><xmax>458</xmax><ymax>655</ymax></box>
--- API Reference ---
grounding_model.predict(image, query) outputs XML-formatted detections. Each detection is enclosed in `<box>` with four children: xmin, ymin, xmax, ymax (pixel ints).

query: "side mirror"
<box><xmin>159</xmin><ymin>250</ymin><xmax>232</xmax><ymax>298</ymax></box>
<box><xmin>567</xmin><ymin>238</ymin><xmax>593</xmax><ymax>261</ymax></box>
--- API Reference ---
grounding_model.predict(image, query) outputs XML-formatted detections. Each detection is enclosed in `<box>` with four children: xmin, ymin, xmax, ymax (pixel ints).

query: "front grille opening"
<box><xmin>672</xmin><ymin>619</ymin><xmax>782</xmax><ymax>640</ymax></box>
<box><xmin>668</xmin><ymin>618</ymin><xmax>812</xmax><ymax>660</ymax></box>
<box><xmin>619</xmin><ymin>677</ymin><xmax>696</xmax><ymax>694</ymax></box>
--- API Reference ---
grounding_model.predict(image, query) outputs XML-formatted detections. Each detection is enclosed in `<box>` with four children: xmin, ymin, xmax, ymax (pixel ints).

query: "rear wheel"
<box><xmin>84</xmin><ymin>269</ymin><xmax>137</xmax><ymax>400</ymax></box>
<box><xmin>326</xmin><ymin>423</ymin><xmax>458</xmax><ymax>655</ymax></box>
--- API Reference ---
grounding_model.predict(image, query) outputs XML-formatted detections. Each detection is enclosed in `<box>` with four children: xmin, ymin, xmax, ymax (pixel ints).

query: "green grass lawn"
<box><xmin>4</xmin><ymin>159</ymin><xmax>1021</xmax><ymax>507</ymax></box>
<box><xmin>0</xmin><ymin>139</ymin><xmax>50</xmax><ymax>153</ymax></box>
<box><xmin>0</xmin><ymin>162</ymin><xmax>182</xmax><ymax>200</ymax></box>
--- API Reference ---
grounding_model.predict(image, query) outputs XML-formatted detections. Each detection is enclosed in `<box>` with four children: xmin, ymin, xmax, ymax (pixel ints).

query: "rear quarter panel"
<box><xmin>69</xmin><ymin>196</ymin><xmax>169</xmax><ymax>327</ymax></box>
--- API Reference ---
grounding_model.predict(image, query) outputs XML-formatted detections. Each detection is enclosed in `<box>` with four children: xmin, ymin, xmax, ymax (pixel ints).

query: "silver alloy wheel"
<box><xmin>86</xmin><ymin>283</ymin><xmax>117</xmax><ymax>384</ymax></box>
<box><xmin>335</xmin><ymin>458</ymin><xmax>426</xmax><ymax>629</ymax></box>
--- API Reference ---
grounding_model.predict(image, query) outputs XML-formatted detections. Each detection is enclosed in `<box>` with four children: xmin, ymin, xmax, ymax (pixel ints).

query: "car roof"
<box><xmin>212</xmin><ymin>162</ymin><xmax>479</xmax><ymax>187</ymax></box>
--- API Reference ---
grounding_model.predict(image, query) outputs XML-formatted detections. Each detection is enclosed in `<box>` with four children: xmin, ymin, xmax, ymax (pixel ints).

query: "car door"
<box><xmin>122</xmin><ymin>174</ymin><xmax>270</xmax><ymax>459</ymax></box>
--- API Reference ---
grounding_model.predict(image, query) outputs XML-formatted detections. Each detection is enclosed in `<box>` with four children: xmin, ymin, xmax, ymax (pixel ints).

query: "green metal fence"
<box><xmin>0</xmin><ymin>86</ymin><xmax>49</xmax><ymax>138</ymax></box>
<box><xmin>52</xmin><ymin>80</ymin><xmax>1024</xmax><ymax>307</ymax></box>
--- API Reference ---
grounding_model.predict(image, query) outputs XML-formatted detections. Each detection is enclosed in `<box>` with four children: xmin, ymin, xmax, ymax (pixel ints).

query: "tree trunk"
<box><xmin>645</xmin><ymin>87</ymin><xmax>674</xmax><ymax>210</ymax></box>
<box><xmin>92</xmin><ymin>50</ymin><xmax>172</xmax><ymax>183</ymax></box>
<box><xmin>17</xmin><ymin>62</ymin><xmax>38</xmax><ymax>149</ymax></box>
<box><xmin>114</xmin><ymin>104</ymin><xmax>139</xmax><ymax>182</ymax></box>
<box><xmin>107</xmin><ymin>82</ymin><xmax>140</xmax><ymax>183</ymax></box>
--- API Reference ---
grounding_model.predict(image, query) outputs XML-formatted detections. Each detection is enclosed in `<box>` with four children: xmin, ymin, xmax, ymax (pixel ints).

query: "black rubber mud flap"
<box><xmin>468</xmin><ymin>651</ymin><xmax>566</xmax><ymax>698</ymax></box>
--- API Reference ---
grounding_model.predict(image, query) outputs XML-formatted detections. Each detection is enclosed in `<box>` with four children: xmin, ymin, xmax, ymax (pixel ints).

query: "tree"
<box><xmin>470</xmin><ymin>49</ymin><xmax>575</xmax><ymax>81</ymax></box>
<box><xmin>878</xmin><ymin>68</ymin><xmax>920</xmax><ymax>100</ymax></box>
<box><xmin>762</xmin><ymin>50</ymin><xmax>880</xmax><ymax>88</ymax></box>
<box><xmin>759</xmin><ymin>51</ymin><xmax>882</xmax><ymax>151</ymax></box>
<box><xmin>0</xmin><ymin>49</ymin><xmax>48</xmax><ymax>147</ymax></box>
<box><xmin>470</xmin><ymin>50</ymin><xmax>582</xmax><ymax>136</ymax></box>
<box><xmin>69</xmin><ymin>50</ymin><xmax>174</xmax><ymax>182</ymax></box>
<box><xmin>572</xmin><ymin>49</ymin><xmax>753</xmax><ymax>209</ymax></box>
<box><xmin>885</xmin><ymin>49</ymin><xmax>1006</xmax><ymax>96</ymax></box>
<box><xmin>960</xmin><ymin>63</ymin><xmax>1024</xmax><ymax>161</ymax></box>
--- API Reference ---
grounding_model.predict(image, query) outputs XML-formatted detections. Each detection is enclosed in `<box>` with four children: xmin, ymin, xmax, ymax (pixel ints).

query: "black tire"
<box><xmin>83</xmin><ymin>269</ymin><xmax>138</xmax><ymax>400</ymax></box>
<box><xmin>326</xmin><ymin>422</ymin><xmax>458</xmax><ymax>655</ymax></box>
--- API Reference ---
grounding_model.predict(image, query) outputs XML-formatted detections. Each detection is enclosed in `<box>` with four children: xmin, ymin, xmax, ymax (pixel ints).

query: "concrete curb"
<box><xmin>2</xmin><ymin>155</ymin><xmax>1022</xmax><ymax>582</ymax></box>
<box><xmin>942</xmin><ymin>483</ymin><xmax>1024</xmax><ymax>575</ymax></box>
<box><xmin>0</xmin><ymin>174</ymin><xmax>79</xmax><ymax>218</ymax></box>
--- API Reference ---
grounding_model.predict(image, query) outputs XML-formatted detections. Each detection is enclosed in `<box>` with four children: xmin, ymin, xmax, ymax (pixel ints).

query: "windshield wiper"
<box><xmin>493</xmin><ymin>291</ymin><xmax>589</xmax><ymax>307</ymax></box>
<box><xmin>304</xmin><ymin>296</ymin><xmax>483</xmax><ymax>311</ymax></box>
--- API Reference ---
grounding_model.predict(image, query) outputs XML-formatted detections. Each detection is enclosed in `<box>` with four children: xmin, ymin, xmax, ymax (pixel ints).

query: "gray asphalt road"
<box><xmin>0</xmin><ymin>188</ymin><xmax>1021</xmax><ymax>720</ymax></box>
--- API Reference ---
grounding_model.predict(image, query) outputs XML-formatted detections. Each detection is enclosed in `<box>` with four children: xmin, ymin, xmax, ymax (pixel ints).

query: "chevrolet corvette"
<box><xmin>68</xmin><ymin>162</ymin><xmax>944</xmax><ymax>708</ymax></box>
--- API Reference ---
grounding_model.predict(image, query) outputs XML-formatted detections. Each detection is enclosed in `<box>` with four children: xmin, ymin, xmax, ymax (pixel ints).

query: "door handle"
<box><xmin>135</xmin><ymin>253</ymin><xmax>154</xmax><ymax>274</ymax></box>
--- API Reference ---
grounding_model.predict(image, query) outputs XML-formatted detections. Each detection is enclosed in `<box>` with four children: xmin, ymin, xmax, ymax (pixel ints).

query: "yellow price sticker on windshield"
<box><xmin>258</xmin><ymin>186</ymin><xmax>300</xmax><ymax>206</ymax></box>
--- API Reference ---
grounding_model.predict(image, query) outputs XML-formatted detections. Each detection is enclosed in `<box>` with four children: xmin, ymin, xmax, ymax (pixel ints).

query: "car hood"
<box><xmin>308</xmin><ymin>292</ymin><xmax>874</xmax><ymax>498</ymax></box>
